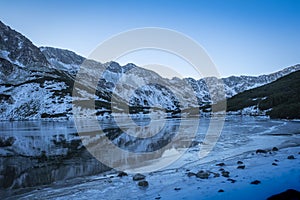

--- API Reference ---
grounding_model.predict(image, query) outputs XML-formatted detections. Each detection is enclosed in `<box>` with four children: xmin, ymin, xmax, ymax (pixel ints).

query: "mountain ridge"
<box><xmin>0</xmin><ymin>20</ymin><xmax>299</xmax><ymax>120</ymax></box>
<box><xmin>226</xmin><ymin>70</ymin><xmax>300</xmax><ymax>119</ymax></box>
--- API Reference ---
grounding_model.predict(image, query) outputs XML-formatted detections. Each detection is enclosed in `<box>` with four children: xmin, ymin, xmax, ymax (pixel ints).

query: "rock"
<box><xmin>274</xmin><ymin>159</ymin><xmax>279</xmax><ymax>162</ymax></box>
<box><xmin>237</xmin><ymin>165</ymin><xmax>245</xmax><ymax>169</ymax></box>
<box><xmin>196</xmin><ymin>170</ymin><xmax>210</xmax><ymax>179</ymax></box>
<box><xmin>117</xmin><ymin>171</ymin><xmax>128</xmax><ymax>177</ymax></box>
<box><xmin>237</xmin><ymin>161</ymin><xmax>243</xmax><ymax>165</ymax></box>
<box><xmin>133</xmin><ymin>173</ymin><xmax>146</xmax><ymax>181</ymax></box>
<box><xmin>251</xmin><ymin>180</ymin><xmax>261</xmax><ymax>185</ymax></box>
<box><xmin>155</xmin><ymin>197</ymin><xmax>161</xmax><ymax>200</ymax></box>
<box><xmin>256</xmin><ymin>149</ymin><xmax>267</xmax><ymax>154</ymax></box>
<box><xmin>272</xmin><ymin>147</ymin><xmax>279</xmax><ymax>151</ymax></box>
<box><xmin>221</xmin><ymin>171</ymin><xmax>230</xmax><ymax>178</ymax></box>
<box><xmin>38</xmin><ymin>150</ymin><xmax>47</xmax><ymax>162</ymax></box>
<box><xmin>272</xmin><ymin>163</ymin><xmax>278</xmax><ymax>166</ymax></box>
<box><xmin>0</xmin><ymin>136</ymin><xmax>16</xmax><ymax>147</ymax></box>
<box><xmin>138</xmin><ymin>180</ymin><xmax>149</xmax><ymax>187</ymax></box>
<box><xmin>212</xmin><ymin>172</ymin><xmax>220</xmax><ymax>178</ymax></box>
<box><xmin>227</xmin><ymin>178</ymin><xmax>236</xmax><ymax>183</ymax></box>
<box><xmin>287</xmin><ymin>155</ymin><xmax>295</xmax><ymax>160</ymax></box>
<box><xmin>216</xmin><ymin>162</ymin><xmax>226</xmax><ymax>167</ymax></box>
<box><xmin>218</xmin><ymin>189</ymin><xmax>224</xmax><ymax>193</ymax></box>
<box><xmin>219</xmin><ymin>168</ymin><xmax>225</xmax><ymax>172</ymax></box>
<box><xmin>267</xmin><ymin>189</ymin><xmax>300</xmax><ymax>200</ymax></box>
<box><xmin>174</xmin><ymin>187</ymin><xmax>181</xmax><ymax>191</ymax></box>
<box><xmin>187</xmin><ymin>172</ymin><xmax>196</xmax><ymax>177</ymax></box>
<box><xmin>298</xmin><ymin>152</ymin><xmax>300</xmax><ymax>155</ymax></box>
<box><xmin>190</xmin><ymin>141</ymin><xmax>200</xmax><ymax>147</ymax></box>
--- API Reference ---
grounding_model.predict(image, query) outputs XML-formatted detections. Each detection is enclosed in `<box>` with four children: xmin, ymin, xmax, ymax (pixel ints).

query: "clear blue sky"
<box><xmin>1</xmin><ymin>0</ymin><xmax>300</xmax><ymax>78</ymax></box>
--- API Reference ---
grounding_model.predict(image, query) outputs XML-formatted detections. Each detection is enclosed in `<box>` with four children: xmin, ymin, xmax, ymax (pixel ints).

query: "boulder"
<box><xmin>133</xmin><ymin>173</ymin><xmax>146</xmax><ymax>181</ymax></box>
<box><xmin>196</xmin><ymin>170</ymin><xmax>210</xmax><ymax>179</ymax></box>
<box><xmin>212</xmin><ymin>172</ymin><xmax>220</xmax><ymax>178</ymax></box>
<box><xmin>287</xmin><ymin>155</ymin><xmax>295</xmax><ymax>160</ymax></box>
<box><xmin>216</xmin><ymin>162</ymin><xmax>226</xmax><ymax>167</ymax></box>
<box><xmin>187</xmin><ymin>172</ymin><xmax>196</xmax><ymax>177</ymax></box>
<box><xmin>250</xmin><ymin>180</ymin><xmax>261</xmax><ymax>185</ymax></box>
<box><xmin>117</xmin><ymin>171</ymin><xmax>128</xmax><ymax>177</ymax></box>
<box><xmin>256</xmin><ymin>149</ymin><xmax>267</xmax><ymax>154</ymax></box>
<box><xmin>272</xmin><ymin>147</ymin><xmax>279</xmax><ymax>151</ymax></box>
<box><xmin>237</xmin><ymin>165</ymin><xmax>245</xmax><ymax>169</ymax></box>
<box><xmin>227</xmin><ymin>178</ymin><xmax>236</xmax><ymax>183</ymax></box>
<box><xmin>267</xmin><ymin>189</ymin><xmax>300</xmax><ymax>200</ymax></box>
<box><xmin>237</xmin><ymin>161</ymin><xmax>243</xmax><ymax>165</ymax></box>
<box><xmin>221</xmin><ymin>171</ymin><xmax>230</xmax><ymax>178</ymax></box>
<box><xmin>138</xmin><ymin>180</ymin><xmax>149</xmax><ymax>187</ymax></box>
<box><xmin>0</xmin><ymin>136</ymin><xmax>16</xmax><ymax>147</ymax></box>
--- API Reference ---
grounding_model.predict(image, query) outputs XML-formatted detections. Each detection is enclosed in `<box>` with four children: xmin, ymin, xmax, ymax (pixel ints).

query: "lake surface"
<box><xmin>1</xmin><ymin>116</ymin><xmax>300</xmax><ymax>198</ymax></box>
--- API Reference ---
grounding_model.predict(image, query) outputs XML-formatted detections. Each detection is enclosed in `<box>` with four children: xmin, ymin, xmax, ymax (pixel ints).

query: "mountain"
<box><xmin>186</xmin><ymin>64</ymin><xmax>300</xmax><ymax>99</ymax></box>
<box><xmin>0</xmin><ymin>20</ymin><xmax>299</xmax><ymax>120</ymax></box>
<box><xmin>226</xmin><ymin>70</ymin><xmax>300</xmax><ymax>119</ymax></box>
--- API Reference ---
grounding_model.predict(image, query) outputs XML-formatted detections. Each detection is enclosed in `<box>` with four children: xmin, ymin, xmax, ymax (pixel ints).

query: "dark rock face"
<box><xmin>0</xmin><ymin>21</ymin><xmax>49</xmax><ymax>68</ymax></box>
<box><xmin>267</xmin><ymin>189</ymin><xmax>300</xmax><ymax>200</ymax></box>
<box><xmin>40</xmin><ymin>47</ymin><xmax>84</xmax><ymax>66</ymax></box>
<box><xmin>237</xmin><ymin>161</ymin><xmax>243</xmax><ymax>165</ymax></box>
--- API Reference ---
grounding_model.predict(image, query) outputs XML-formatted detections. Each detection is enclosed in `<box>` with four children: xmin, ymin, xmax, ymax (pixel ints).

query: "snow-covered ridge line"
<box><xmin>0</xmin><ymin>20</ymin><xmax>300</xmax><ymax>120</ymax></box>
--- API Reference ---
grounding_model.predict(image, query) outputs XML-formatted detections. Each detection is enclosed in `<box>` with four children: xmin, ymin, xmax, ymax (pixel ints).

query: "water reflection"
<box><xmin>0</xmin><ymin>117</ymin><xmax>196</xmax><ymax>193</ymax></box>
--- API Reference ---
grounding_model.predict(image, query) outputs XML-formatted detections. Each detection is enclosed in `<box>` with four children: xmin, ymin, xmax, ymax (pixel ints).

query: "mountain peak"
<box><xmin>0</xmin><ymin>20</ymin><xmax>49</xmax><ymax>68</ymax></box>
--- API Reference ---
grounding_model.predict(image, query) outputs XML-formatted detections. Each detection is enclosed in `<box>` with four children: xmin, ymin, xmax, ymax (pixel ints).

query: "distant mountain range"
<box><xmin>0</xmin><ymin>20</ymin><xmax>299</xmax><ymax>120</ymax></box>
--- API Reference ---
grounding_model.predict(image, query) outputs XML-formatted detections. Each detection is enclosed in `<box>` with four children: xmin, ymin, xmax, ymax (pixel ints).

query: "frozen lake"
<box><xmin>1</xmin><ymin>116</ymin><xmax>300</xmax><ymax>199</ymax></box>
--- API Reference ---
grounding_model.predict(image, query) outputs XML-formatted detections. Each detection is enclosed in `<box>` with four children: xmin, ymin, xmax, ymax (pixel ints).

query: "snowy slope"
<box><xmin>0</xmin><ymin>20</ymin><xmax>299</xmax><ymax>120</ymax></box>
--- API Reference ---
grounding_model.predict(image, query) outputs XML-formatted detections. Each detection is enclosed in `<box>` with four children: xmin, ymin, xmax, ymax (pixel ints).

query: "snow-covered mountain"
<box><xmin>186</xmin><ymin>64</ymin><xmax>300</xmax><ymax>99</ymax></box>
<box><xmin>0</xmin><ymin>20</ymin><xmax>299</xmax><ymax>120</ymax></box>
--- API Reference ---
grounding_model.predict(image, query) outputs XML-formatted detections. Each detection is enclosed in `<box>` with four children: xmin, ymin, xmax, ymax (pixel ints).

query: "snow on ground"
<box><xmin>12</xmin><ymin>130</ymin><xmax>300</xmax><ymax>200</ymax></box>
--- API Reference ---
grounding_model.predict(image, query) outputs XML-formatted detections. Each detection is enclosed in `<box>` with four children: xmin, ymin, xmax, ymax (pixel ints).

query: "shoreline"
<box><xmin>6</xmin><ymin>140</ymin><xmax>300</xmax><ymax>200</ymax></box>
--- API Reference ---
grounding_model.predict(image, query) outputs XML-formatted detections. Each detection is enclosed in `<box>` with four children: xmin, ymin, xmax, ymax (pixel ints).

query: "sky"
<box><xmin>0</xmin><ymin>0</ymin><xmax>300</xmax><ymax>79</ymax></box>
